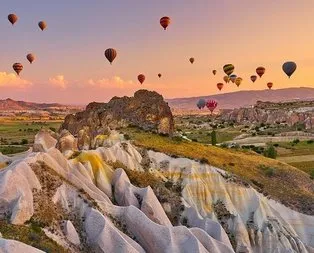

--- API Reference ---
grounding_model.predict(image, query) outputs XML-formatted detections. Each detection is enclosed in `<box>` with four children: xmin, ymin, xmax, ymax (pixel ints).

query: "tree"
<box><xmin>211</xmin><ymin>130</ymin><xmax>217</xmax><ymax>146</ymax></box>
<box><xmin>264</xmin><ymin>145</ymin><xmax>277</xmax><ymax>159</ymax></box>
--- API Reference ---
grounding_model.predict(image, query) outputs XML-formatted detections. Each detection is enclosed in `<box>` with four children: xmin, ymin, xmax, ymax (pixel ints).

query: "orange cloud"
<box><xmin>0</xmin><ymin>72</ymin><xmax>32</xmax><ymax>88</ymax></box>
<box><xmin>49</xmin><ymin>75</ymin><xmax>68</xmax><ymax>89</ymax></box>
<box><xmin>87</xmin><ymin>76</ymin><xmax>134</xmax><ymax>89</ymax></box>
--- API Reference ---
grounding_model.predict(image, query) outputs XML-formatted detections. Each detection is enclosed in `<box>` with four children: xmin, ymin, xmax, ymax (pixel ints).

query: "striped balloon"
<box><xmin>8</xmin><ymin>14</ymin><xmax>18</xmax><ymax>25</ymax></box>
<box><xmin>206</xmin><ymin>100</ymin><xmax>218</xmax><ymax>113</ymax></box>
<box><xmin>138</xmin><ymin>74</ymin><xmax>145</xmax><ymax>84</ymax></box>
<box><xmin>104</xmin><ymin>48</ymin><xmax>117</xmax><ymax>64</ymax></box>
<box><xmin>256</xmin><ymin>67</ymin><xmax>265</xmax><ymax>78</ymax></box>
<box><xmin>26</xmin><ymin>53</ymin><xmax>35</xmax><ymax>64</ymax></box>
<box><xmin>223</xmin><ymin>64</ymin><xmax>234</xmax><ymax>76</ymax></box>
<box><xmin>160</xmin><ymin>16</ymin><xmax>171</xmax><ymax>30</ymax></box>
<box><xmin>13</xmin><ymin>63</ymin><xmax>23</xmax><ymax>76</ymax></box>
<box><xmin>38</xmin><ymin>21</ymin><xmax>47</xmax><ymax>31</ymax></box>
<box><xmin>230</xmin><ymin>74</ymin><xmax>237</xmax><ymax>83</ymax></box>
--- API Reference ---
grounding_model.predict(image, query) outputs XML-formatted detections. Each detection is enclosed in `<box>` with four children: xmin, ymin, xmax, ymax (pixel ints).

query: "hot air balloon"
<box><xmin>267</xmin><ymin>82</ymin><xmax>273</xmax><ymax>89</ymax></box>
<box><xmin>282</xmin><ymin>61</ymin><xmax>297</xmax><ymax>78</ymax></box>
<box><xmin>104</xmin><ymin>48</ymin><xmax>117</xmax><ymax>64</ymax></box>
<box><xmin>217</xmin><ymin>83</ymin><xmax>224</xmax><ymax>91</ymax></box>
<box><xmin>158</xmin><ymin>73</ymin><xmax>162</xmax><ymax>78</ymax></box>
<box><xmin>223</xmin><ymin>64</ymin><xmax>234</xmax><ymax>76</ymax></box>
<box><xmin>138</xmin><ymin>74</ymin><xmax>145</xmax><ymax>84</ymax></box>
<box><xmin>189</xmin><ymin>58</ymin><xmax>195</xmax><ymax>64</ymax></box>
<box><xmin>26</xmin><ymin>54</ymin><xmax>35</xmax><ymax>64</ymax></box>
<box><xmin>223</xmin><ymin>76</ymin><xmax>230</xmax><ymax>84</ymax></box>
<box><xmin>13</xmin><ymin>63</ymin><xmax>23</xmax><ymax>76</ymax></box>
<box><xmin>160</xmin><ymin>16</ymin><xmax>171</xmax><ymax>30</ymax></box>
<box><xmin>230</xmin><ymin>74</ymin><xmax>237</xmax><ymax>83</ymax></box>
<box><xmin>197</xmin><ymin>99</ymin><xmax>206</xmax><ymax>109</ymax></box>
<box><xmin>8</xmin><ymin>14</ymin><xmax>18</xmax><ymax>25</ymax></box>
<box><xmin>38</xmin><ymin>21</ymin><xmax>47</xmax><ymax>31</ymax></box>
<box><xmin>256</xmin><ymin>67</ymin><xmax>265</xmax><ymax>78</ymax></box>
<box><xmin>235</xmin><ymin>77</ymin><xmax>243</xmax><ymax>87</ymax></box>
<box><xmin>250</xmin><ymin>75</ymin><xmax>257</xmax><ymax>83</ymax></box>
<box><xmin>212</xmin><ymin>70</ymin><xmax>217</xmax><ymax>75</ymax></box>
<box><xmin>206</xmin><ymin>100</ymin><xmax>218</xmax><ymax>114</ymax></box>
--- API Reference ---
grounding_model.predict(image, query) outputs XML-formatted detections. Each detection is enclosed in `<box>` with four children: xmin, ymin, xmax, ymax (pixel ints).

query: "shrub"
<box><xmin>191</xmin><ymin>138</ymin><xmax>198</xmax><ymax>142</ymax></box>
<box><xmin>211</xmin><ymin>130</ymin><xmax>217</xmax><ymax>146</ymax></box>
<box><xmin>307</xmin><ymin>139</ymin><xmax>314</xmax><ymax>144</ymax></box>
<box><xmin>220</xmin><ymin>143</ymin><xmax>228</xmax><ymax>148</ymax></box>
<box><xmin>252</xmin><ymin>133</ymin><xmax>256</xmax><ymax>136</ymax></box>
<box><xmin>310</xmin><ymin>169</ymin><xmax>314</xmax><ymax>180</ymax></box>
<box><xmin>21</xmin><ymin>139</ymin><xmax>28</xmax><ymax>145</ymax></box>
<box><xmin>200</xmin><ymin>158</ymin><xmax>209</xmax><ymax>164</ymax></box>
<box><xmin>124</xmin><ymin>134</ymin><xmax>131</xmax><ymax>140</ymax></box>
<box><xmin>263</xmin><ymin>145</ymin><xmax>277</xmax><ymax>159</ymax></box>
<box><xmin>172</xmin><ymin>136</ymin><xmax>182</xmax><ymax>142</ymax></box>
<box><xmin>292</xmin><ymin>139</ymin><xmax>300</xmax><ymax>145</ymax></box>
<box><xmin>265</xmin><ymin>167</ymin><xmax>276</xmax><ymax>177</ymax></box>
<box><xmin>273</xmin><ymin>143</ymin><xmax>279</xmax><ymax>147</ymax></box>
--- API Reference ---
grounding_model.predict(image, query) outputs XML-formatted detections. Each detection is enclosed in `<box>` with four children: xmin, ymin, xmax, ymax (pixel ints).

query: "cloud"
<box><xmin>87</xmin><ymin>76</ymin><xmax>134</xmax><ymax>89</ymax></box>
<box><xmin>0</xmin><ymin>72</ymin><xmax>32</xmax><ymax>88</ymax></box>
<box><xmin>49</xmin><ymin>75</ymin><xmax>68</xmax><ymax>89</ymax></box>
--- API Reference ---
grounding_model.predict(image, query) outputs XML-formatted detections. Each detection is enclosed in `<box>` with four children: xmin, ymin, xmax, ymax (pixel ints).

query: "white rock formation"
<box><xmin>63</xmin><ymin>220</ymin><xmax>80</xmax><ymax>245</ymax></box>
<box><xmin>0</xmin><ymin>239</ymin><xmax>44</xmax><ymax>253</ymax></box>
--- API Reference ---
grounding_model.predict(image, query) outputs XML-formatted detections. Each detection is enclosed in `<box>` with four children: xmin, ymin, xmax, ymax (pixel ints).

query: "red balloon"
<box><xmin>206</xmin><ymin>100</ymin><xmax>218</xmax><ymax>113</ymax></box>
<box><xmin>160</xmin><ymin>16</ymin><xmax>171</xmax><ymax>30</ymax></box>
<box><xmin>138</xmin><ymin>74</ymin><xmax>145</xmax><ymax>84</ymax></box>
<box><xmin>256</xmin><ymin>67</ymin><xmax>265</xmax><ymax>78</ymax></box>
<box><xmin>267</xmin><ymin>82</ymin><xmax>273</xmax><ymax>89</ymax></box>
<box><xmin>217</xmin><ymin>83</ymin><xmax>224</xmax><ymax>91</ymax></box>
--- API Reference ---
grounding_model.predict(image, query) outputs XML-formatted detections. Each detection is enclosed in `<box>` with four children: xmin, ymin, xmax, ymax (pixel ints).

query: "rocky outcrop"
<box><xmin>221</xmin><ymin>100</ymin><xmax>314</xmax><ymax>129</ymax></box>
<box><xmin>61</xmin><ymin>90</ymin><xmax>174</xmax><ymax>147</ymax></box>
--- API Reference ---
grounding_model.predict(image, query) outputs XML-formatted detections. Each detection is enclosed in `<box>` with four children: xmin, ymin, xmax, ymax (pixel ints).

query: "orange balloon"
<box><xmin>8</xmin><ymin>14</ymin><xmax>18</xmax><ymax>25</ymax></box>
<box><xmin>38</xmin><ymin>21</ymin><xmax>47</xmax><ymax>31</ymax></box>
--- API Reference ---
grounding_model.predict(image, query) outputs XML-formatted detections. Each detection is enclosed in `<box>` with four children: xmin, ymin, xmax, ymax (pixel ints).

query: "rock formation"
<box><xmin>61</xmin><ymin>90</ymin><xmax>174</xmax><ymax>148</ymax></box>
<box><xmin>0</xmin><ymin>129</ymin><xmax>313</xmax><ymax>252</ymax></box>
<box><xmin>221</xmin><ymin>100</ymin><xmax>314</xmax><ymax>129</ymax></box>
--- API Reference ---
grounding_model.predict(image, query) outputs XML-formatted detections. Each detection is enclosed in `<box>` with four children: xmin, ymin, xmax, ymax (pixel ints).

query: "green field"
<box><xmin>0</xmin><ymin>121</ymin><xmax>62</xmax><ymax>154</ymax></box>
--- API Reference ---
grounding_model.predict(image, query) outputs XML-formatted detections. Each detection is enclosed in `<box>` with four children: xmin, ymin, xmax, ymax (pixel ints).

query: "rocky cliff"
<box><xmin>61</xmin><ymin>90</ymin><xmax>174</xmax><ymax>148</ymax></box>
<box><xmin>221</xmin><ymin>100</ymin><xmax>314</xmax><ymax>129</ymax></box>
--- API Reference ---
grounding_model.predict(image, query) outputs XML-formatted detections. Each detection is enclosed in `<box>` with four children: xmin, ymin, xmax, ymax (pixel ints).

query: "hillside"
<box><xmin>166</xmin><ymin>87</ymin><xmax>314</xmax><ymax>113</ymax></box>
<box><xmin>0</xmin><ymin>98</ymin><xmax>79</xmax><ymax>111</ymax></box>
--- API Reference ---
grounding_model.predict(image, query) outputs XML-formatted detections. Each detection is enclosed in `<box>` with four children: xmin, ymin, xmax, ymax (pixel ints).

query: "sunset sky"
<box><xmin>1</xmin><ymin>0</ymin><xmax>314</xmax><ymax>104</ymax></box>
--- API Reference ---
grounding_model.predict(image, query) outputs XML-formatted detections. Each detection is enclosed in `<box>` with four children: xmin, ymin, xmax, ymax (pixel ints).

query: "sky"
<box><xmin>1</xmin><ymin>0</ymin><xmax>314</xmax><ymax>104</ymax></box>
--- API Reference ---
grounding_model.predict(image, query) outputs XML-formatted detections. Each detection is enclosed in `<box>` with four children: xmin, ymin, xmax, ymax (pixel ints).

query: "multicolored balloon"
<box><xmin>38</xmin><ymin>21</ymin><xmax>47</xmax><ymax>31</ymax></box>
<box><xmin>217</xmin><ymin>83</ymin><xmax>224</xmax><ymax>91</ymax></box>
<box><xmin>13</xmin><ymin>63</ymin><xmax>23</xmax><ymax>76</ymax></box>
<box><xmin>160</xmin><ymin>16</ymin><xmax>171</xmax><ymax>30</ymax></box>
<box><xmin>256</xmin><ymin>67</ymin><xmax>265</xmax><ymax>78</ymax></box>
<box><xmin>235</xmin><ymin>77</ymin><xmax>243</xmax><ymax>87</ymax></box>
<box><xmin>8</xmin><ymin>14</ymin><xmax>18</xmax><ymax>25</ymax></box>
<box><xmin>104</xmin><ymin>48</ymin><xmax>117</xmax><ymax>64</ymax></box>
<box><xmin>212</xmin><ymin>70</ymin><xmax>217</xmax><ymax>75</ymax></box>
<box><xmin>267</xmin><ymin>82</ymin><xmax>273</xmax><ymax>89</ymax></box>
<box><xmin>230</xmin><ymin>74</ymin><xmax>237</xmax><ymax>83</ymax></box>
<box><xmin>282</xmin><ymin>61</ymin><xmax>297</xmax><ymax>78</ymax></box>
<box><xmin>26</xmin><ymin>53</ymin><xmax>35</xmax><ymax>64</ymax></box>
<box><xmin>206</xmin><ymin>100</ymin><xmax>218</xmax><ymax>113</ymax></box>
<box><xmin>250</xmin><ymin>75</ymin><xmax>257</xmax><ymax>83</ymax></box>
<box><xmin>223</xmin><ymin>64</ymin><xmax>234</xmax><ymax>76</ymax></box>
<box><xmin>138</xmin><ymin>74</ymin><xmax>145</xmax><ymax>84</ymax></box>
<box><xmin>189</xmin><ymin>58</ymin><xmax>195</xmax><ymax>64</ymax></box>
<box><xmin>197</xmin><ymin>99</ymin><xmax>206</xmax><ymax>109</ymax></box>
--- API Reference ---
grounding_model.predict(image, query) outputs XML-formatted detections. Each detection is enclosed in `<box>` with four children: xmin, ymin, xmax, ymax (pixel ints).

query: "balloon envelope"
<box><xmin>38</xmin><ymin>21</ymin><xmax>47</xmax><ymax>31</ymax></box>
<box><xmin>223</xmin><ymin>76</ymin><xmax>230</xmax><ymax>84</ymax></box>
<box><xmin>26</xmin><ymin>54</ymin><xmax>35</xmax><ymax>64</ymax></box>
<box><xmin>160</xmin><ymin>16</ymin><xmax>171</xmax><ymax>30</ymax></box>
<box><xmin>197</xmin><ymin>99</ymin><xmax>206</xmax><ymax>109</ymax></box>
<box><xmin>217</xmin><ymin>83</ymin><xmax>224</xmax><ymax>91</ymax></box>
<box><xmin>158</xmin><ymin>73</ymin><xmax>162</xmax><ymax>78</ymax></box>
<box><xmin>267</xmin><ymin>82</ymin><xmax>273</xmax><ymax>89</ymax></box>
<box><xmin>206</xmin><ymin>100</ymin><xmax>218</xmax><ymax>113</ymax></box>
<box><xmin>230</xmin><ymin>74</ymin><xmax>237</xmax><ymax>83</ymax></box>
<box><xmin>212</xmin><ymin>70</ymin><xmax>217</xmax><ymax>75</ymax></box>
<box><xmin>13</xmin><ymin>63</ymin><xmax>23</xmax><ymax>76</ymax></box>
<box><xmin>282</xmin><ymin>61</ymin><xmax>297</xmax><ymax>78</ymax></box>
<box><xmin>138</xmin><ymin>74</ymin><xmax>145</xmax><ymax>84</ymax></box>
<box><xmin>256</xmin><ymin>67</ymin><xmax>265</xmax><ymax>78</ymax></box>
<box><xmin>223</xmin><ymin>64</ymin><xmax>234</xmax><ymax>76</ymax></box>
<box><xmin>250</xmin><ymin>75</ymin><xmax>257</xmax><ymax>83</ymax></box>
<box><xmin>189</xmin><ymin>58</ymin><xmax>195</xmax><ymax>64</ymax></box>
<box><xmin>8</xmin><ymin>14</ymin><xmax>18</xmax><ymax>25</ymax></box>
<box><xmin>104</xmin><ymin>48</ymin><xmax>117</xmax><ymax>64</ymax></box>
<box><xmin>235</xmin><ymin>77</ymin><xmax>243</xmax><ymax>87</ymax></box>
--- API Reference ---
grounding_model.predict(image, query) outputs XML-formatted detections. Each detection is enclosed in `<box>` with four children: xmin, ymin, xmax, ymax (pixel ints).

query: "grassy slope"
<box><xmin>124</xmin><ymin>128</ymin><xmax>314</xmax><ymax>215</ymax></box>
